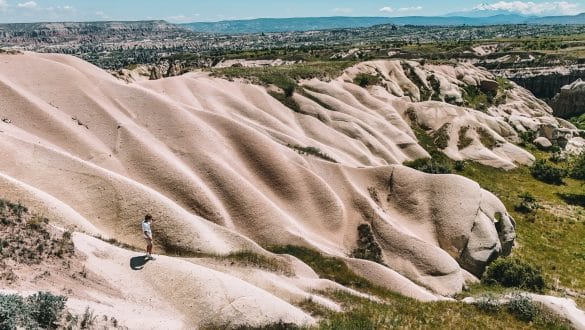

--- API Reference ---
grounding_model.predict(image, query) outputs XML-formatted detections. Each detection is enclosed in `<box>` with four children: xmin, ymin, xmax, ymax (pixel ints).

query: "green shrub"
<box><xmin>404</xmin><ymin>158</ymin><xmax>452</xmax><ymax>174</ymax></box>
<box><xmin>530</xmin><ymin>160</ymin><xmax>566</xmax><ymax>185</ymax></box>
<box><xmin>515</xmin><ymin>192</ymin><xmax>540</xmax><ymax>214</ymax></box>
<box><xmin>27</xmin><ymin>292</ymin><xmax>67</xmax><ymax>328</ymax></box>
<box><xmin>462</xmin><ymin>85</ymin><xmax>490</xmax><ymax>112</ymax></box>
<box><xmin>473</xmin><ymin>294</ymin><xmax>502</xmax><ymax>313</ymax></box>
<box><xmin>0</xmin><ymin>294</ymin><xmax>29</xmax><ymax>330</ymax></box>
<box><xmin>569</xmin><ymin>113</ymin><xmax>585</xmax><ymax>130</ymax></box>
<box><xmin>282</xmin><ymin>83</ymin><xmax>295</xmax><ymax>98</ymax></box>
<box><xmin>496</xmin><ymin>77</ymin><xmax>513</xmax><ymax>91</ymax></box>
<box><xmin>353</xmin><ymin>73</ymin><xmax>380</xmax><ymax>87</ymax></box>
<box><xmin>454</xmin><ymin>160</ymin><xmax>466</xmax><ymax>172</ymax></box>
<box><xmin>570</xmin><ymin>152</ymin><xmax>585</xmax><ymax>180</ymax></box>
<box><xmin>483</xmin><ymin>258</ymin><xmax>545</xmax><ymax>292</ymax></box>
<box><xmin>507</xmin><ymin>295</ymin><xmax>539</xmax><ymax>322</ymax></box>
<box><xmin>352</xmin><ymin>224</ymin><xmax>384</xmax><ymax>264</ymax></box>
<box><xmin>0</xmin><ymin>292</ymin><xmax>67</xmax><ymax>329</ymax></box>
<box><xmin>518</xmin><ymin>131</ymin><xmax>535</xmax><ymax>146</ymax></box>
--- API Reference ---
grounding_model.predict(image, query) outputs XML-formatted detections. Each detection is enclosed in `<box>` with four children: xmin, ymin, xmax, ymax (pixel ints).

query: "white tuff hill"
<box><xmin>0</xmin><ymin>52</ymin><xmax>582</xmax><ymax>328</ymax></box>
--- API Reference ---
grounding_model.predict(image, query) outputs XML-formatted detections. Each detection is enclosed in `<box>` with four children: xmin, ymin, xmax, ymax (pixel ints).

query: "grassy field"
<box><xmin>267</xmin><ymin>246</ymin><xmax>570</xmax><ymax>329</ymax></box>
<box><xmin>408</xmin><ymin>127</ymin><xmax>585</xmax><ymax>305</ymax></box>
<box><xmin>460</xmin><ymin>155</ymin><xmax>585</xmax><ymax>306</ymax></box>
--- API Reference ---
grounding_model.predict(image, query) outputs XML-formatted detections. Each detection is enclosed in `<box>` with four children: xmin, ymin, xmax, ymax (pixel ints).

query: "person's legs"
<box><xmin>145</xmin><ymin>237</ymin><xmax>152</xmax><ymax>257</ymax></box>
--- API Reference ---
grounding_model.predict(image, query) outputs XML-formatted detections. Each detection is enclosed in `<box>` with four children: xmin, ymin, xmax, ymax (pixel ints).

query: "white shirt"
<box><xmin>142</xmin><ymin>221</ymin><xmax>152</xmax><ymax>237</ymax></box>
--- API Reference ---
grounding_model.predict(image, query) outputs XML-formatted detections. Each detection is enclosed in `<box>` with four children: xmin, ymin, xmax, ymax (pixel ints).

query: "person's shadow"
<box><xmin>130</xmin><ymin>255</ymin><xmax>150</xmax><ymax>270</ymax></box>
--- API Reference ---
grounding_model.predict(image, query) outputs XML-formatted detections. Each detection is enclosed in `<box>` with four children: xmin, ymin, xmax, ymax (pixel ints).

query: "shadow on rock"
<box><xmin>130</xmin><ymin>255</ymin><xmax>149</xmax><ymax>270</ymax></box>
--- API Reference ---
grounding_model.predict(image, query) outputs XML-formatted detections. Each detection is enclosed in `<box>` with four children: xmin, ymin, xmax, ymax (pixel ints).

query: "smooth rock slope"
<box><xmin>0</xmin><ymin>52</ymin><xmax>576</xmax><ymax>327</ymax></box>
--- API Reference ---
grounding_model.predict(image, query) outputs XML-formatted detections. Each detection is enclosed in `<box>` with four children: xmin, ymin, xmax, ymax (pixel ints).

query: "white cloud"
<box><xmin>167</xmin><ymin>13</ymin><xmax>200</xmax><ymax>22</ymax></box>
<box><xmin>95</xmin><ymin>10</ymin><xmax>108</xmax><ymax>19</ymax></box>
<box><xmin>333</xmin><ymin>7</ymin><xmax>353</xmax><ymax>14</ymax></box>
<box><xmin>473</xmin><ymin>1</ymin><xmax>581</xmax><ymax>15</ymax></box>
<box><xmin>17</xmin><ymin>0</ymin><xmax>37</xmax><ymax>9</ymax></box>
<box><xmin>45</xmin><ymin>5</ymin><xmax>73</xmax><ymax>13</ymax></box>
<box><xmin>397</xmin><ymin>6</ymin><xmax>423</xmax><ymax>12</ymax></box>
<box><xmin>0</xmin><ymin>0</ymin><xmax>8</xmax><ymax>10</ymax></box>
<box><xmin>379</xmin><ymin>6</ymin><xmax>394</xmax><ymax>13</ymax></box>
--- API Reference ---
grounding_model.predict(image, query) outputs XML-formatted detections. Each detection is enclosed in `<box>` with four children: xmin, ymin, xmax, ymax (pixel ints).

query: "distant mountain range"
<box><xmin>183</xmin><ymin>13</ymin><xmax>585</xmax><ymax>34</ymax></box>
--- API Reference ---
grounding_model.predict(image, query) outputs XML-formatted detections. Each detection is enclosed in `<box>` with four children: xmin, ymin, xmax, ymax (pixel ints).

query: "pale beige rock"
<box><xmin>534</xmin><ymin>137</ymin><xmax>553</xmax><ymax>149</ymax></box>
<box><xmin>0</xmin><ymin>53</ymin><xmax>526</xmax><ymax>325</ymax></box>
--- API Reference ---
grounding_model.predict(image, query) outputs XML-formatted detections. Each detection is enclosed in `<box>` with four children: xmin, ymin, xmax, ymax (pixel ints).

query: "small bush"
<box><xmin>549</xmin><ymin>152</ymin><xmax>565</xmax><ymax>163</ymax></box>
<box><xmin>352</xmin><ymin>224</ymin><xmax>384</xmax><ymax>264</ymax></box>
<box><xmin>353</xmin><ymin>73</ymin><xmax>380</xmax><ymax>88</ymax></box>
<box><xmin>27</xmin><ymin>292</ymin><xmax>67</xmax><ymax>328</ymax></box>
<box><xmin>282</xmin><ymin>84</ymin><xmax>295</xmax><ymax>98</ymax></box>
<box><xmin>570</xmin><ymin>152</ymin><xmax>585</xmax><ymax>181</ymax></box>
<box><xmin>496</xmin><ymin>77</ymin><xmax>513</xmax><ymax>91</ymax></box>
<box><xmin>473</xmin><ymin>294</ymin><xmax>501</xmax><ymax>313</ymax></box>
<box><xmin>0</xmin><ymin>294</ymin><xmax>30</xmax><ymax>330</ymax></box>
<box><xmin>530</xmin><ymin>160</ymin><xmax>566</xmax><ymax>185</ymax></box>
<box><xmin>483</xmin><ymin>258</ymin><xmax>545</xmax><ymax>292</ymax></box>
<box><xmin>462</xmin><ymin>85</ymin><xmax>490</xmax><ymax>112</ymax></box>
<box><xmin>405</xmin><ymin>158</ymin><xmax>452</xmax><ymax>174</ymax></box>
<box><xmin>518</xmin><ymin>131</ymin><xmax>535</xmax><ymax>147</ymax></box>
<box><xmin>507</xmin><ymin>294</ymin><xmax>539</xmax><ymax>322</ymax></box>
<box><xmin>0</xmin><ymin>292</ymin><xmax>67</xmax><ymax>329</ymax></box>
<box><xmin>515</xmin><ymin>192</ymin><xmax>540</xmax><ymax>214</ymax></box>
<box><xmin>454</xmin><ymin>160</ymin><xmax>466</xmax><ymax>172</ymax></box>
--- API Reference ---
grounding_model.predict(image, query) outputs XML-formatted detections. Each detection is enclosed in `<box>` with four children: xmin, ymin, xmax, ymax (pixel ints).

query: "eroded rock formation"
<box><xmin>0</xmin><ymin>53</ymin><xmax>582</xmax><ymax>328</ymax></box>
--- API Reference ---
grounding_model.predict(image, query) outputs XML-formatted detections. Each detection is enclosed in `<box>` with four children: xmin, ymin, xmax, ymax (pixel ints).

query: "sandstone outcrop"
<box><xmin>550</xmin><ymin>79</ymin><xmax>585</xmax><ymax>119</ymax></box>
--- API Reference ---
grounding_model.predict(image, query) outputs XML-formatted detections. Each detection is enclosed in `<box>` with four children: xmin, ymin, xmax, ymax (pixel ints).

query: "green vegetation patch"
<box><xmin>570</xmin><ymin>152</ymin><xmax>585</xmax><ymax>180</ymax></box>
<box><xmin>496</xmin><ymin>76</ymin><xmax>514</xmax><ymax>91</ymax></box>
<box><xmin>353</xmin><ymin>73</ymin><xmax>380</xmax><ymax>88</ymax></box>
<box><xmin>515</xmin><ymin>192</ymin><xmax>540</xmax><ymax>214</ymax></box>
<box><xmin>462</xmin><ymin>85</ymin><xmax>491</xmax><ymax>112</ymax></box>
<box><xmin>212</xmin><ymin>61</ymin><xmax>356</xmax><ymax>91</ymax></box>
<box><xmin>268</xmin><ymin>245</ymin><xmax>374</xmax><ymax>290</ymax></box>
<box><xmin>221</xmin><ymin>251</ymin><xmax>292</xmax><ymax>274</ymax></box>
<box><xmin>458</xmin><ymin>126</ymin><xmax>474</xmax><ymax>150</ymax></box>
<box><xmin>432</xmin><ymin>123</ymin><xmax>451</xmax><ymax>150</ymax></box>
<box><xmin>404</xmin><ymin>158</ymin><xmax>452</xmax><ymax>174</ymax></box>
<box><xmin>569</xmin><ymin>113</ymin><xmax>585</xmax><ymax>130</ymax></box>
<box><xmin>405</xmin><ymin>127</ymin><xmax>454</xmax><ymax>174</ymax></box>
<box><xmin>351</xmin><ymin>224</ymin><xmax>384</xmax><ymax>265</ymax></box>
<box><xmin>287</xmin><ymin>144</ymin><xmax>338</xmax><ymax>163</ymax></box>
<box><xmin>477</xmin><ymin>127</ymin><xmax>499</xmax><ymax>150</ymax></box>
<box><xmin>0</xmin><ymin>292</ymin><xmax>66</xmax><ymax>329</ymax></box>
<box><xmin>530</xmin><ymin>159</ymin><xmax>566</xmax><ymax>185</ymax></box>
<box><xmin>459</xmin><ymin>157</ymin><xmax>585</xmax><ymax>307</ymax></box>
<box><xmin>483</xmin><ymin>258</ymin><xmax>545</xmax><ymax>292</ymax></box>
<box><xmin>0</xmin><ymin>199</ymin><xmax>75</xmax><ymax>280</ymax></box>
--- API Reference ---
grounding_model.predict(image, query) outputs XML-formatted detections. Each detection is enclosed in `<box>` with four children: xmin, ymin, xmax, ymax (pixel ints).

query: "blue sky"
<box><xmin>0</xmin><ymin>0</ymin><xmax>583</xmax><ymax>23</ymax></box>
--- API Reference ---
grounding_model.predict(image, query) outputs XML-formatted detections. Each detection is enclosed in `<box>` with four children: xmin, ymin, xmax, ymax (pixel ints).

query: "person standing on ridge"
<box><xmin>142</xmin><ymin>214</ymin><xmax>155</xmax><ymax>260</ymax></box>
